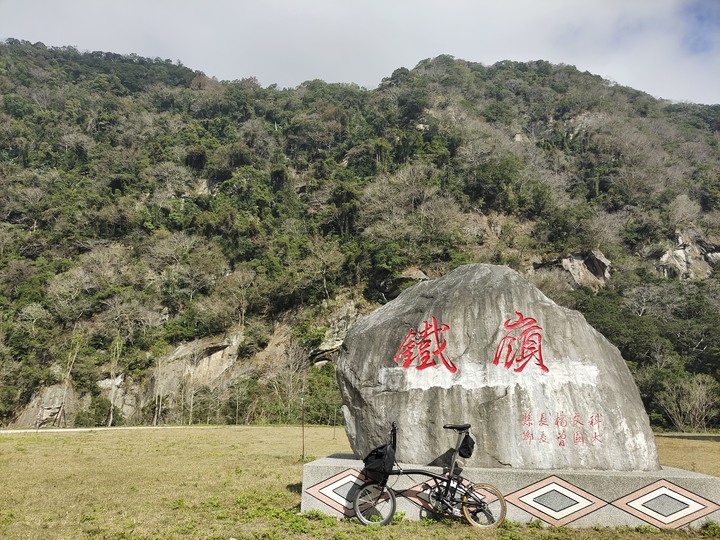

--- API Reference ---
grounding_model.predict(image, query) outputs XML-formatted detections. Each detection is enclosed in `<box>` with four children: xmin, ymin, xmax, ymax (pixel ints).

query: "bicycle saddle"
<box><xmin>443</xmin><ymin>423</ymin><xmax>471</xmax><ymax>431</ymax></box>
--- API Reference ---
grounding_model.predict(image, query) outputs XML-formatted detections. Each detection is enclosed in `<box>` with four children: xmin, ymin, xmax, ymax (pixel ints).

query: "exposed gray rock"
<box><xmin>11</xmin><ymin>327</ymin><xmax>250</xmax><ymax>426</ymax></box>
<box><xmin>696</xmin><ymin>236</ymin><xmax>720</xmax><ymax>264</ymax></box>
<box><xmin>11</xmin><ymin>295</ymin><xmax>364</xmax><ymax>427</ymax></box>
<box><xmin>10</xmin><ymin>383</ymin><xmax>80</xmax><ymax>428</ymax></box>
<box><xmin>314</xmin><ymin>299</ymin><xmax>361</xmax><ymax>357</ymax></box>
<box><xmin>378</xmin><ymin>267</ymin><xmax>430</xmax><ymax>300</ymax></box>
<box><xmin>534</xmin><ymin>251</ymin><xmax>611</xmax><ymax>290</ymax></box>
<box><xmin>657</xmin><ymin>231</ymin><xmax>719</xmax><ymax>280</ymax></box>
<box><xmin>337</xmin><ymin>264</ymin><xmax>660</xmax><ymax>471</ymax></box>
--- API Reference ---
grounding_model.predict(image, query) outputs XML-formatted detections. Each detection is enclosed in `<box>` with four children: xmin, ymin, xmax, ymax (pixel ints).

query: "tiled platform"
<box><xmin>301</xmin><ymin>455</ymin><xmax>720</xmax><ymax>529</ymax></box>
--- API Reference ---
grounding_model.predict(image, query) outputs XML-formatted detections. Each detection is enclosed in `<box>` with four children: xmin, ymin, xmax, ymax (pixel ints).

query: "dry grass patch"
<box><xmin>656</xmin><ymin>435</ymin><xmax>720</xmax><ymax>477</ymax></box>
<box><xmin>0</xmin><ymin>426</ymin><xmax>349</xmax><ymax>540</ymax></box>
<box><xmin>0</xmin><ymin>427</ymin><xmax>716</xmax><ymax>540</ymax></box>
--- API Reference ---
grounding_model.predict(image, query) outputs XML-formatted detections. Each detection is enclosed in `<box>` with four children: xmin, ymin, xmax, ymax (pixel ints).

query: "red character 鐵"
<box><xmin>394</xmin><ymin>316</ymin><xmax>457</xmax><ymax>373</ymax></box>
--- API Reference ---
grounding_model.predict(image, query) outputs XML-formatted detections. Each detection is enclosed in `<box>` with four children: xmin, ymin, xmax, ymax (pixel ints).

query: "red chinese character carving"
<box><xmin>557</xmin><ymin>431</ymin><xmax>567</xmax><ymax>447</ymax></box>
<box><xmin>538</xmin><ymin>431</ymin><xmax>550</xmax><ymax>444</ymax></box>
<box><xmin>492</xmin><ymin>312</ymin><xmax>549</xmax><ymax>373</ymax></box>
<box><xmin>589</xmin><ymin>413</ymin><xmax>602</xmax><ymax>427</ymax></box>
<box><xmin>394</xmin><ymin>316</ymin><xmax>457</xmax><ymax>373</ymax></box>
<box><xmin>395</xmin><ymin>330</ymin><xmax>418</xmax><ymax>369</ymax></box>
<box><xmin>591</xmin><ymin>432</ymin><xmax>602</xmax><ymax>445</ymax></box>
<box><xmin>538</xmin><ymin>413</ymin><xmax>549</xmax><ymax>427</ymax></box>
<box><xmin>554</xmin><ymin>412</ymin><xmax>568</xmax><ymax>428</ymax></box>
<box><xmin>521</xmin><ymin>412</ymin><xmax>533</xmax><ymax>426</ymax></box>
<box><xmin>573</xmin><ymin>431</ymin><xmax>586</xmax><ymax>445</ymax></box>
<box><xmin>572</xmin><ymin>413</ymin><xmax>585</xmax><ymax>427</ymax></box>
<box><xmin>522</xmin><ymin>430</ymin><xmax>535</xmax><ymax>443</ymax></box>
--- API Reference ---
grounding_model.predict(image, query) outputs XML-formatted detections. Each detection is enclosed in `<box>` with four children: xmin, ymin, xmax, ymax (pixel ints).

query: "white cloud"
<box><xmin>0</xmin><ymin>0</ymin><xmax>717</xmax><ymax>103</ymax></box>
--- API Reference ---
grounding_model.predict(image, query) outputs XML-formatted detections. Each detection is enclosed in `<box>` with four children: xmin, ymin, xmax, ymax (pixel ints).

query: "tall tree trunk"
<box><xmin>188</xmin><ymin>388</ymin><xmax>195</xmax><ymax>425</ymax></box>
<box><xmin>107</xmin><ymin>337</ymin><xmax>123</xmax><ymax>428</ymax></box>
<box><xmin>61</xmin><ymin>326</ymin><xmax>83</xmax><ymax>428</ymax></box>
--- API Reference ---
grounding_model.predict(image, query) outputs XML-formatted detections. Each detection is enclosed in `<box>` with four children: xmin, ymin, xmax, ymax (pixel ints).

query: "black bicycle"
<box><xmin>353</xmin><ymin>422</ymin><xmax>506</xmax><ymax>528</ymax></box>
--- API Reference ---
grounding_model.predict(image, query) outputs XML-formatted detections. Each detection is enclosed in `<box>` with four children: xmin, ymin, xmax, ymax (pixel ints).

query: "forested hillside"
<box><xmin>1</xmin><ymin>40</ymin><xmax>718</xmax><ymax>430</ymax></box>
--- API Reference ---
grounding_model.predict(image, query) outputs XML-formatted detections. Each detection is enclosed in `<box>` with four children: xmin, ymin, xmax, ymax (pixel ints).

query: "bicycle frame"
<box><xmin>386</xmin><ymin>466</ymin><xmax>466</xmax><ymax>511</ymax></box>
<box><xmin>386</xmin><ymin>428</ymin><xmax>469</xmax><ymax>506</ymax></box>
<box><xmin>354</xmin><ymin>422</ymin><xmax>506</xmax><ymax>528</ymax></box>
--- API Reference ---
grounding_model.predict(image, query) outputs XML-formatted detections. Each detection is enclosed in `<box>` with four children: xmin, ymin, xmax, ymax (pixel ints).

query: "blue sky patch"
<box><xmin>682</xmin><ymin>0</ymin><xmax>720</xmax><ymax>54</ymax></box>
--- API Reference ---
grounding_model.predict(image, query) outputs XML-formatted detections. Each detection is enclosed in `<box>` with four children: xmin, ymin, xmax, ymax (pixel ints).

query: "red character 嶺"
<box><xmin>492</xmin><ymin>312</ymin><xmax>549</xmax><ymax>373</ymax></box>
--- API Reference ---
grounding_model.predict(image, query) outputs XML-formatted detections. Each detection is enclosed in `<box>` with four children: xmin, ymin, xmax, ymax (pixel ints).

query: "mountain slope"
<box><xmin>1</xmin><ymin>41</ymin><xmax>718</xmax><ymax>430</ymax></box>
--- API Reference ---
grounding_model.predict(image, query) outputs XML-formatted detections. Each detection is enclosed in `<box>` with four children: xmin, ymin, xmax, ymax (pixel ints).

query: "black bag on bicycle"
<box><xmin>362</xmin><ymin>443</ymin><xmax>395</xmax><ymax>482</ymax></box>
<box><xmin>458</xmin><ymin>433</ymin><xmax>475</xmax><ymax>458</ymax></box>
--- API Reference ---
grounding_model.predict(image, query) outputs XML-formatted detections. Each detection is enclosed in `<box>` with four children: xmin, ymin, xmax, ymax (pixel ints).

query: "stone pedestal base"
<box><xmin>301</xmin><ymin>455</ymin><xmax>720</xmax><ymax>529</ymax></box>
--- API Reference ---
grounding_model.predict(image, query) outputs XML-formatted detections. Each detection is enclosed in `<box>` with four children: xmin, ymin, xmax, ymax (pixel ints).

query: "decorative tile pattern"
<box><xmin>398</xmin><ymin>479</ymin><xmax>436</xmax><ymax>511</ymax></box>
<box><xmin>305</xmin><ymin>468</ymin><xmax>720</xmax><ymax>529</ymax></box>
<box><xmin>612</xmin><ymin>480</ymin><xmax>720</xmax><ymax>529</ymax></box>
<box><xmin>305</xmin><ymin>469</ymin><xmax>365</xmax><ymax>517</ymax></box>
<box><xmin>505</xmin><ymin>475</ymin><xmax>607</xmax><ymax>526</ymax></box>
<box><xmin>396</xmin><ymin>476</ymin><xmax>474</xmax><ymax>512</ymax></box>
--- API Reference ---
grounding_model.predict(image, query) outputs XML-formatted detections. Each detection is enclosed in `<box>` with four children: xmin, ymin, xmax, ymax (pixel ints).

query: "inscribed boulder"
<box><xmin>336</xmin><ymin>264</ymin><xmax>660</xmax><ymax>471</ymax></box>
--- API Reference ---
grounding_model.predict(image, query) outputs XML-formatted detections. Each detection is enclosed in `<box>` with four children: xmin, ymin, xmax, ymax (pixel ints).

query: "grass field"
<box><xmin>0</xmin><ymin>426</ymin><xmax>717</xmax><ymax>540</ymax></box>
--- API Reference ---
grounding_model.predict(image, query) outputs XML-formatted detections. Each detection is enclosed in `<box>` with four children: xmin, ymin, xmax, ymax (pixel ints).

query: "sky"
<box><xmin>0</xmin><ymin>0</ymin><xmax>718</xmax><ymax>105</ymax></box>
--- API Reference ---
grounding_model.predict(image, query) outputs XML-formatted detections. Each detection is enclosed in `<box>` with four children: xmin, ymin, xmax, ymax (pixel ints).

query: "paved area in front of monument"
<box><xmin>302</xmin><ymin>455</ymin><xmax>720</xmax><ymax>529</ymax></box>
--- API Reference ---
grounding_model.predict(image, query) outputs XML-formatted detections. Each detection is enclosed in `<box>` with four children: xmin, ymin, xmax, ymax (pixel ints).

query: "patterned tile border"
<box><xmin>303</xmin><ymin>466</ymin><xmax>720</xmax><ymax>529</ymax></box>
<box><xmin>505</xmin><ymin>475</ymin><xmax>607</xmax><ymax>526</ymax></box>
<box><xmin>397</xmin><ymin>479</ymin><xmax>436</xmax><ymax>512</ymax></box>
<box><xmin>304</xmin><ymin>468</ymin><xmax>365</xmax><ymax>517</ymax></box>
<box><xmin>397</xmin><ymin>472</ymin><xmax>480</xmax><ymax>513</ymax></box>
<box><xmin>396</xmin><ymin>475</ymin><xmax>474</xmax><ymax>513</ymax></box>
<box><xmin>612</xmin><ymin>479</ymin><xmax>720</xmax><ymax>529</ymax></box>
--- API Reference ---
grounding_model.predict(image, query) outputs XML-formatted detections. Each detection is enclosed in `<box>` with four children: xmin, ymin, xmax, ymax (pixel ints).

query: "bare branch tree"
<box><xmin>267</xmin><ymin>340</ymin><xmax>309</xmax><ymax>423</ymax></box>
<box><xmin>657</xmin><ymin>374</ymin><xmax>719</xmax><ymax>432</ymax></box>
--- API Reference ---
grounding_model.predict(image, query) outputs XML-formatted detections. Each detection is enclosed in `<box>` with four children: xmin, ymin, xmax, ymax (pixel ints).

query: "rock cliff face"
<box><xmin>11</xmin><ymin>383</ymin><xmax>83</xmax><ymax>427</ymax></box>
<box><xmin>657</xmin><ymin>230</ymin><xmax>720</xmax><ymax>280</ymax></box>
<box><xmin>12</xmin><ymin>298</ymin><xmax>361</xmax><ymax>428</ymax></box>
<box><xmin>336</xmin><ymin>264</ymin><xmax>660</xmax><ymax>471</ymax></box>
<box><xmin>534</xmin><ymin>251</ymin><xmax>611</xmax><ymax>290</ymax></box>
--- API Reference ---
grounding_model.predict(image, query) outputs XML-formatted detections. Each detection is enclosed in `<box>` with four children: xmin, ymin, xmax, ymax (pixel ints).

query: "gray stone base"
<box><xmin>301</xmin><ymin>455</ymin><xmax>720</xmax><ymax>529</ymax></box>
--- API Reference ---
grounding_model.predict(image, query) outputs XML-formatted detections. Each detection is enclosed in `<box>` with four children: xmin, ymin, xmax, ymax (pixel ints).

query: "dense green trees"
<box><xmin>0</xmin><ymin>41</ymin><xmax>718</xmax><ymax>429</ymax></box>
<box><xmin>571</xmin><ymin>274</ymin><xmax>720</xmax><ymax>430</ymax></box>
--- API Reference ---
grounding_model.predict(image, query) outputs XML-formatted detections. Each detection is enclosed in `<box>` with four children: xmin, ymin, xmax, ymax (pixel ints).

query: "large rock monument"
<box><xmin>337</xmin><ymin>264</ymin><xmax>660</xmax><ymax>471</ymax></box>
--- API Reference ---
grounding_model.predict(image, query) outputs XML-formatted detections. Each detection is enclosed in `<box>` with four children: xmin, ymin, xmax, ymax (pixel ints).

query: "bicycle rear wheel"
<box><xmin>462</xmin><ymin>482</ymin><xmax>506</xmax><ymax>528</ymax></box>
<box><xmin>353</xmin><ymin>481</ymin><xmax>397</xmax><ymax>525</ymax></box>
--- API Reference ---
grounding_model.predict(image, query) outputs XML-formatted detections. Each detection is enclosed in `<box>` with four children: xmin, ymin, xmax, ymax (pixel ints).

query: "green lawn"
<box><xmin>0</xmin><ymin>426</ymin><xmax>717</xmax><ymax>540</ymax></box>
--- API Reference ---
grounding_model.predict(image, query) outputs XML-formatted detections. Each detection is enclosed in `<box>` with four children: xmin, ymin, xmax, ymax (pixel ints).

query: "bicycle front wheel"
<box><xmin>462</xmin><ymin>482</ymin><xmax>506</xmax><ymax>528</ymax></box>
<box><xmin>353</xmin><ymin>481</ymin><xmax>397</xmax><ymax>525</ymax></box>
